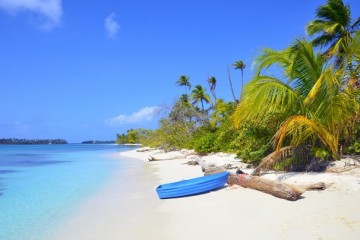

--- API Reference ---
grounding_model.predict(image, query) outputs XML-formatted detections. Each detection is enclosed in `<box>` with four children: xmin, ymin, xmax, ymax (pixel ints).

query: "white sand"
<box><xmin>53</xmin><ymin>148</ymin><xmax>360</xmax><ymax>240</ymax></box>
<box><xmin>51</xmin><ymin>155</ymin><xmax>168</xmax><ymax>240</ymax></box>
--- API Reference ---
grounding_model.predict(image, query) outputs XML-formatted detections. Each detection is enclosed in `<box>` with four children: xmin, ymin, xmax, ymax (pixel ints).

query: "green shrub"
<box><xmin>311</xmin><ymin>147</ymin><xmax>330</xmax><ymax>160</ymax></box>
<box><xmin>273</xmin><ymin>158</ymin><xmax>293</xmax><ymax>171</ymax></box>
<box><xmin>230</xmin><ymin>121</ymin><xmax>273</xmax><ymax>165</ymax></box>
<box><xmin>346</xmin><ymin>141</ymin><xmax>360</xmax><ymax>154</ymax></box>
<box><xmin>194</xmin><ymin>132</ymin><xmax>217</xmax><ymax>154</ymax></box>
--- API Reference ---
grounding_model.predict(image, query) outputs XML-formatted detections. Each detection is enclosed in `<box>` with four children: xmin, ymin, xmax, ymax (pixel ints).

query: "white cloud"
<box><xmin>105</xmin><ymin>106</ymin><xmax>159</xmax><ymax>126</ymax></box>
<box><xmin>0</xmin><ymin>0</ymin><xmax>62</xmax><ymax>29</ymax></box>
<box><xmin>104</xmin><ymin>12</ymin><xmax>120</xmax><ymax>38</ymax></box>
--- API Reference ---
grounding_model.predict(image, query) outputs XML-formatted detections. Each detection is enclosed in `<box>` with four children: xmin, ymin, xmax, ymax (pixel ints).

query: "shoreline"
<box><xmin>53</xmin><ymin>148</ymin><xmax>360</xmax><ymax>239</ymax></box>
<box><xmin>51</xmin><ymin>153</ymin><xmax>168</xmax><ymax>240</ymax></box>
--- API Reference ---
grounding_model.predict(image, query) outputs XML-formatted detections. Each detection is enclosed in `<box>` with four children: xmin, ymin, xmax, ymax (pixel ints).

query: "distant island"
<box><xmin>0</xmin><ymin>138</ymin><xmax>68</xmax><ymax>144</ymax></box>
<box><xmin>81</xmin><ymin>140</ymin><xmax>115</xmax><ymax>144</ymax></box>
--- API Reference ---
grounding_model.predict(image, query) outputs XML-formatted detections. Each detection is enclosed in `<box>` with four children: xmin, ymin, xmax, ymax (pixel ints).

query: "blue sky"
<box><xmin>1</xmin><ymin>0</ymin><xmax>359</xmax><ymax>143</ymax></box>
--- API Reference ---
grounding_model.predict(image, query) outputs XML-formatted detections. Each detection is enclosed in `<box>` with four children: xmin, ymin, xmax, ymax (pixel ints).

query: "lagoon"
<box><xmin>0</xmin><ymin>144</ymin><xmax>137</xmax><ymax>240</ymax></box>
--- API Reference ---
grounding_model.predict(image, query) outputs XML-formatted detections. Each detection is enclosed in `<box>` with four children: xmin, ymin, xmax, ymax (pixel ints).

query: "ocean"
<box><xmin>0</xmin><ymin>144</ymin><xmax>138</xmax><ymax>240</ymax></box>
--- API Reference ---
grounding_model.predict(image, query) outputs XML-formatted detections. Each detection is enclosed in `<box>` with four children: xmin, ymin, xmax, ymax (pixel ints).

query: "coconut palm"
<box><xmin>191</xmin><ymin>85</ymin><xmax>211</xmax><ymax>111</ymax></box>
<box><xmin>306</xmin><ymin>0</ymin><xmax>360</xmax><ymax>67</ymax></box>
<box><xmin>176</xmin><ymin>75</ymin><xmax>191</xmax><ymax>95</ymax></box>
<box><xmin>227</xmin><ymin>65</ymin><xmax>238</xmax><ymax>103</ymax></box>
<box><xmin>233</xmin><ymin>39</ymin><xmax>359</xmax><ymax>160</ymax></box>
<box><xmin>207</xmin><ymin>76</ymin><xmax>217</xmax><ymax>101</ymax></box>
<box><xmin>233</xmin><ymin>60</ymin><xmax>246</xmax><ymax>98</ymax></box>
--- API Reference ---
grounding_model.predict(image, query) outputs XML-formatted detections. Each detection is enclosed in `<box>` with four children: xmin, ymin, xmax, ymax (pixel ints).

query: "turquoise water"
<box><xmin>0</xmin><ymin>144</ymin><xmax>136</xmax><ymax>240</ymax></box>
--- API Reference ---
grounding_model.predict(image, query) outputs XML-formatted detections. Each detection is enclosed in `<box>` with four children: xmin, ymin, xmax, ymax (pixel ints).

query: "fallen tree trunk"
<box><xmin>227</xmin><ymin>174</ymin><xmax>305</xmax><ymax>201</ymax></box>
<box><xmin>195</xmin><ymin>158</ymin><xmax>227</xmax><ymax>176</ymax></box>
<box><xmin>148</xmin><ymin>155</ymin><xmax>184</xmax><ymax>161</ymax></box>
<box><xmin>195</xmin><ymin>158</ymin><xmax>212</xmax><ymax>171</ymax></box>
<box><xmin>204</xmin><ymin>166</ymin><xmax>227</xmax><ymax>176</ymax></box>
<box><xmin>298</xmin><ymin>182</ymin><xmax>328</xmax><ymax>191</ymax></box>
<box><xmin>326</xmin><ymin>165</ymin><xmax>360</xmax><ymax>173</ymax></box>
<box><xmin>174</xmin><ymin>156</ymin><xmax>330</xmax><ymax>200</ymax></box>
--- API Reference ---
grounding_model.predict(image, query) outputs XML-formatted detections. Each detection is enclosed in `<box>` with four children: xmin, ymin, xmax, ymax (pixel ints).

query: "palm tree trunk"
<box><xmin>240</xmin><ymin>69</ymin><xmax>244</xmax><ymax>100</ymax></box>
<box><xmin>213</xmin><ymin>90</ymin><xmax>217</xmax><ymax>101</ymax></box>
<box><xmin>207</xmin><ymin>83</ymin><xmax>217</xmax><ymax>102</ymax></box>
<box><xmin>227</xmin><ymin>65</ymin><xmax>238</xmax><ymax>103</ymax></box>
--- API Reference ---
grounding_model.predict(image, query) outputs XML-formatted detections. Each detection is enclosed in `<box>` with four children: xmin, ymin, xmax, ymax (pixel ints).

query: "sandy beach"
<box><xmin>53</xmin><ymin>148</ymin><xmax>360</xmax><ymax>240</ymax></box>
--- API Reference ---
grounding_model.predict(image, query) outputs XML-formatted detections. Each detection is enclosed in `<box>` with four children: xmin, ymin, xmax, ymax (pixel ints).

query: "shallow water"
<box><xmin>0</xmin><ymin>144</ymin><xmax>137</xmax><ymax>240</ymax></box>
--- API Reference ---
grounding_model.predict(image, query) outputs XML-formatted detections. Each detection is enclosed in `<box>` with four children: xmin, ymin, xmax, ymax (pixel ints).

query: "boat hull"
<box><xmin>156</xmin><ymin>171</ymin><xmax>229</xmax><ymax>199</ymax></box>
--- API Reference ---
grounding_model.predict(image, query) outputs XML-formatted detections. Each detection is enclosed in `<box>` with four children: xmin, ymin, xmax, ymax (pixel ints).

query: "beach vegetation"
<box><xmin>347</xmin><ymin>141</ymin><xmax>360</xmax><ymax>154</ymax></box>
<box><xmin>193</xmin><ymin>130</ymin><xmax>217</xmax><ymax>154</ymax></box>
<box><xmin>116</xmin><ymin>129</ymin><xmax>151</xmax><ymax>144</ymax></box>
<box><xmin>343</xmin><ymin>119</ymin><xmax>360</xmax><ymax>154</ymax></box>
<box><xmin>231</xmin><ymin>119</ymin><xmax>274</xmax><ymax>165</ymax></box>
<box><xmin>128</xmin><ymin>96</ymin><xmax>209</xmax><ymax>151</ymax></box>
<box><xmin>115</xmin><ymin>133</ymin><xmax>128</xmax><ymax>144</ymax></box>
<box><xmin>234</xmin><ymin>37</ymin><xmax>359</xmax><ymax>170</ymax></box>
<box><xmin>116</xmin><ymin>0</ymin><xmax>359</xmax><ymax>171</ymax></box>
<box><xmin>126</xmin><ymin>129</ymin><xmax>140</xmax><ymax>144</ymax></box>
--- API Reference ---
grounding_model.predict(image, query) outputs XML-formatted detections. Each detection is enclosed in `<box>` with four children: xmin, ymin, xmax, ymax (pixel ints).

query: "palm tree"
<box><xmin>233</xmin><ymin>39</ymin><xmax>358</xmax><ymax>160</ymax></box>
<box><xmin>233</xmin><ymin>60</ymin><xmax>246</xmax><ymax>98</ymax></box>
<box><xmin>176</xmin><ymin>75</ymin><xmax>191</xmax><ymax>95</ymax></box>
<box><xmin>227</xmin><ymin>65</ymin><xmax>238</xmax><ymax>103</ymax></box>
<box><xmin>207</xmin><ymin>76</ymin><xmax>217</xmax><ymax>101</ymax></box>
<box><xmin>306</xmin><ymin>0</ymin><xmax>360</xmax><ymax>67</ymax></box>
<box><xmin>191</xmin><ymin>85</ymin><xmax>211</xmax><ymax>111</ymax></box>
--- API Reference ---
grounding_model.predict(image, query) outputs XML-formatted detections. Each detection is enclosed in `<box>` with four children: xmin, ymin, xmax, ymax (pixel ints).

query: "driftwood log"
<box><xmin>198</xmin><ymin>158</ymin><xmax>328</xmax><ymax>201</ymax></box>
<box><xmin>204</xmin><ymin>166</ymin><xmax>227</xmax><ymax>176</ymax></box>
<box><xmin>156</xmin><ymin>156</ymin><xmax>329</xmax><ymax>201</ymax></box>
<box><xmin>326</xmin><ymin>165</ymin><xmax>360</xmax><ymax>173</ymax></box>
<box><xmin>298</xmin><ymin>182</ymin><xmax>328</xmax><ymax>191</ymax></box>
<box><xmin>148</xmin><ymin>155</ymin><xmax>184</xmax><ymax>161</ymax></box>
<box><xmin>227</xmin><ymin>173</ymin><xmax>304</xmax><ymax>201</ymax></box>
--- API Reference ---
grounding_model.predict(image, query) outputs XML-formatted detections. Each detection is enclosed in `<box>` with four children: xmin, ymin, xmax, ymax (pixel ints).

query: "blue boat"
<box><xmin>156</xmin><ymin>171</ymin><xmax>229</xmax><ymax>199</ymax></box>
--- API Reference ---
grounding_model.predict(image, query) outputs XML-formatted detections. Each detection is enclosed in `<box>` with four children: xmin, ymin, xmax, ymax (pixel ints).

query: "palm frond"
<box><xmin>317</xmin><ymin>0</ymin><xmax>350</xmax><ymax>26</ymax></box>
<box><xmin>306</xmin><ymin>0</ymin><xmax>355</xmax><ymax>65</ymax></box>
<box><xmin>306</xmin><ymin>20</ymin><xmax>339</xmax><ymax>35</ymax></box>
<box><xmin>254</xmin><ymin>48</ymin><xmax>291</xmax><ymax>76</ymax></box>
<box><xmin>312</xmin><ymin>34</ymin><xmax>336</xmax><ymax>49</ymax></box>
<box><xmin>273</xmin><ymin>115</ymin><xmax>338</xmax><ymax>157</ymax></box>
<box><xmin>289</xmin><ymin>39</ymin><xmax>325</xmax><ymax>95</ymax></box>
<box><xmin>303</xmin><ymin>67</ymin><xmax>338</xmax><ymax>107</ymax></box>
<box><xmin>350</xmin><ymin>17</ymin><xmax>360</xmax><ymax>31</ymax></box>
<box><xmin>251</xmin><ymin>146</ymin><xmax>295</xmax><ymax>176</ymax></box>
<box><xmin>232</xmin><ymin>76</ymin><xmax>302</xmax><ymax>126</ymax></box>
<box><xmin>315</xmin><ymin>90</ymin><xmax>358</xmax><ymax>133</ymax></box>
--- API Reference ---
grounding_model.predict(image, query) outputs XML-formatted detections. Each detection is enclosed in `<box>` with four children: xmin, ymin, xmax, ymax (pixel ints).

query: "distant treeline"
<box><xmin>115</xmin><ymin>129</ymin><xmax>146</xmax><ymax>144</ymax></box>
<box><xmin>81</xmin><ymin>140</ymin><xmax>115</xmax><ymax>144</ymax></box>
<box><xmin>0</xmin><ymin>138</ymin><xmax>68</xmax><ymax>144</ymax></box>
